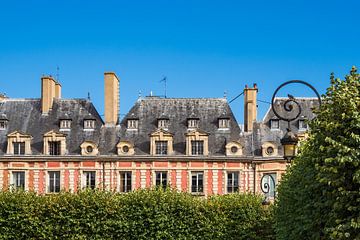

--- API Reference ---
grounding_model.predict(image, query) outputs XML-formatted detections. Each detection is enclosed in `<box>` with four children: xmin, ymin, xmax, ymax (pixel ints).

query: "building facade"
<box><xmin>0</xmin><ymin>72</ymin><xmax>316</xmax><ymax>197</ymax></box>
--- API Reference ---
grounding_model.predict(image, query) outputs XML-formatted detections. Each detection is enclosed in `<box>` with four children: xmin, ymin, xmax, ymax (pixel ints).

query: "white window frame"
<box><xmin>84</xmin><ymin>120</ymin><xmax>96</xmax><ymax>130</ymax></box>
<box><xmin>13</xmin><ymin>142</ymin><xmax>25</xmax><ymax>155</ymax></box>
<box><xmin>191</xmin><ymin>140</ymin><xmax>204</xmax><ymax>155</ymax></box>
<box><xmin>155</xmin><ymin>141</ymin><xmax>168</xmax><ymax>155</ymax></box>
<box><xmin>119</xmin><ymin>171</ymin><xmax>132</xmax><ymax>193</ymax></box>
<box><xmin>187</xmin><ymin>119</ymin><xmax>199</xmax><ymax>129</ymax></box>
<box><xmin>218</xmin><ymin>118</ymin><xmax>230</xmax><ymax>129</ymax></box>
<box><xmin>127</xmin><ymin>119</ymin><xmax>139</xmax><ymax>130</ymax></box>
<box><xmin>155</xmin><ymin>171</ymin><xmax>168</xmax><ymax>189</ymax></box>
<box><xmin>11</xmin><ymin>171</ymin><xmax>26</xmax><ymax>190</ymax></box>
<box><xmin>191</xmin><ymin>171</ymin><xmax>204</xmax><ymax>194</ymax></box>
<box><xmin>83</xmin><ymin>171</ymin><xmax>96</xmax><ymax>189</ymax></box>
<box><xmin>48</xmin><ymin>171</ymin><xmax>61</xmax><ymax>193</ymax></box>
<box><xmin>60</xmin><ymin>120</ymin><xmax>72</xmax><ymax>130</ymax></box>
<box><xmin>226</xmin><ymin>171</ymin><xmax>240</xmax><ymax>193</ymax></box>
<box><xmin>158</xmin><ymin>119</ymin><xmax>169</xmax><ymax>129</ymax></box>
<box><xmin>270</xmin><ymin>119</ymin><xmax>280</xmax><ymax>130</ymax></box>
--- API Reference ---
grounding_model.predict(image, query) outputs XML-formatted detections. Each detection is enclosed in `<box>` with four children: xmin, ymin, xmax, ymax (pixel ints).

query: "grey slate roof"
<box><xmin>257</xmin><ymin>97</ymin><xmax>320</xmax><ymax>155</ymax></box>
<box><xmin>99</xmin><ymin>97</ymin><xmax>242</xmax><ymax>155</ymax></box>
<box><xmin>0</xmin><ymin>96</ymin><xmax>319</xmax><ymax>157</ymax></box>
<box><xmin>0</xmin><ymin>98</ymin><xmax>103</xmax><ymax>155</ymax></box>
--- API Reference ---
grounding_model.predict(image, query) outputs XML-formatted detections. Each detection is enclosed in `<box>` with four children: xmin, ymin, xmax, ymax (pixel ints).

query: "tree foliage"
<box><xmin>0</xmin><ymin>188</ymin><xmax>273</xmax><ymax>240</ymax></box>
<box><xmin>275</xmin><ymin>66</ymin><xmax>360</xmax><ymax>239</ymax></box>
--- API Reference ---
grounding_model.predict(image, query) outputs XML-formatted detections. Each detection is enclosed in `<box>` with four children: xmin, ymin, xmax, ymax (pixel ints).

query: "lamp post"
<box><xmin>271</xmin><ymin>80</ymin><xmax>322</xmax><ymax>161</ymax></box>
<box><xmin>260</xmin><ymin>80</ymin><xmax>321</xmax><ymax>204</ymax></box>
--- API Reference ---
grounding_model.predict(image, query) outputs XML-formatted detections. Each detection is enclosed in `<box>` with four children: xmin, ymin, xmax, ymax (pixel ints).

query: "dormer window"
<box><xmin>187</xmin><ymin>118</ymin><xmax>199</xmax><ymax>129</ymax></box>
<box><xmin>218</xmin><ymin>118</ymin><xmax>230</xmax><ymax>129</ymax></box>
<box><xmin>0</xmin><ymin>120</ymin><xmax>8</xmax><ymax>130</ymax></box>
<box><xmin>298</xmin><ymin>119</ymin><xmax>308</xmax><ymax>131</ymax></box>
<box><xmin>84</xmin><ymin>120</ymin><xmax>95</xmax><ymax>130</ymax></box>
<box><xmin>127</xmin><ymin>119</ymin><xmax>139</xmax><ymax>130</ymax></box>
<box><xmin>270</xmin><ymin>119</ymin><xmax>280</xmax><ymax>130</ymax></box>
<box><xmin>13</xmin><ymin>142</ymin><xmax>25</xmax><ymax>155</ymax></box>
<box><xmin>158</xmin><ymin>119</ymin><xmax>169</xmax><ymax>129</ymax></box>
<box><xmin>60</xmin><ymin>120</ymin><xmax>72</xmax><ymax>130</ymax></box>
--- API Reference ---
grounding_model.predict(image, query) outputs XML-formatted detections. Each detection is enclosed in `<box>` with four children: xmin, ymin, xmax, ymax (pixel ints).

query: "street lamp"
<box><xmin>260</xmin><ymin>80</ymin><xmax>321</xmax><ymax>204</ymax></box>
<box><xmin>271</xmin><ymin>80</ymin><xmax>322</xmax><ymax>162</ymax></box>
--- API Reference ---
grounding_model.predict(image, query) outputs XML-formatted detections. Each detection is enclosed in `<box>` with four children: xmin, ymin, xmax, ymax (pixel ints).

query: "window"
<box><xmin>299</xmin><ymin>119</ymin><xmax>308</xmax><ymax>131</ymax></box>
<box><xmin>49</xmin><ymin>141</ymin><xmax>61</xmax><ymax>155</ymax></box>
<box><xmin>191</xmin><ymin>172</ymin><xmax>204</xmax><ymax>193</ymax></box>
<box><xmin>13</xmin><ymin>142</ymin><xmax>25</xmax><ymax>155</ymax></box>
<box><xmin>48</xmin><ymin>171</ymin><xmax>60</xmax><ymax>193</ymax></box>
<box><xmin>127</xmin><ymin>119</ymin><xmax>139</xmax><ymax>129</ymax></box>
<box><xmin>155</xmin><ymin>141</ymin><xmax>168</xmax><ymax>155</ymax></box>
<box><xmin>191</xmin><ymin>140</ymin><xmax>204</xmax><ymax>155</ymax></box>
<box><xmin>266</xmin><ymin>146</ymin><xmax>274</xmax><ymax>155</ymax></box>
<box><xmin>188</xmin><ymin>119</ymin><xmax>199</xmax><ymax>128</ymax></box>
<box><xmin>83</xmin><ymin>171</ymin><xmax>96</xmax><ymax>189</ymax></box>
<box><xmin>155</xmin><ymin>172</ymin><xmax>167</xmax><ymax>189</ymax></box>
<box><xmin>0</xmin><ymin>120</ymin><xmax>7</xmax><ymax>130</ymax></box>
<box><xmin>227</xmin><ymin>172</ymin><xmax>239</xmax><ymax>193</ymax></box>
<box><xmin>60</xmin><ymin>120</ymin><xmax>71</xmax><ymax>129</ymax></box>
<box><xmin>119</xmin><ymin>172</ymin><xmax>132</xmax><ymax>192</ymax></box>
<box><xmin>158</xmin><ymin>119</ymin><xmax>169</xmax><ymax>129</ymax></box>
<box><xmin>270</xmin><ymin>119</ymin><xmax>280</xmax><ymax>130</ymax></box>
<box><xmin>218</xmin><ymin>118</ymin><xmax>230</xmax><ymax>129</ymax></box>
<box><xmin>261</xmin><ymin>173</ymin><xmax>276</xmax><ymax>198</ymax></box>
<box><xmin>231</xmin><ymin>146</ymin><xmax>238</xmax><ymax>153</ymax></box>
<box><xmin>84</xmin><ymin>120</ymin><xmax>95</xmax><ymax>129</ymax></box>
<box><xmin>12</xmin><ymin>171</ymin><xmax>25</xmax><ymax>189</ymax></box>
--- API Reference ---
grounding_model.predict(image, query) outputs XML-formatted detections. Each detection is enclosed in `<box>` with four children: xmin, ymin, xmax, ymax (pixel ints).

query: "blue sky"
<box><xmin>0</xmin><ymin>0</ymin><xmax>359</xmax><ymax>123</ymax></box>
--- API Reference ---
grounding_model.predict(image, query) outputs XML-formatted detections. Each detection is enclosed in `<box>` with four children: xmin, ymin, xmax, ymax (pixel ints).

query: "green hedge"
<box><xmin>0</xmin><ymin>189</ymin><xmax>274</xmax><ymax>240</ymax></box>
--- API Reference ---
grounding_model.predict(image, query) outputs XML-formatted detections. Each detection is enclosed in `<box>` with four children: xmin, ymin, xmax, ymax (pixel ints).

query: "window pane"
<box><xmin>191</xmin><ymin>172</ymin><xmax>204</xmax><ymax>193</ymax></box>
<box><xmin>84</xmin><ymin>171</ymin><xmax>96</xmax><ymax>189</ymax></box>
<box><xmin>49</xmin><ymin>171</ymin><xmax>60</xmax><ymax>193</ymax></box>
<box><xmin>49</xmin><ymin>141</ymin><xmax>61</xmax><ymax>155</ymax></box>
<box><xmin>13</xmin><ymin>171</ymin><xmax>25</xmax><ymax>189</ymax></box>
<box><xmin>155</xmin><ymin>141</ymin><xmax>168</xmax><ymax>155</ymax></box>
<box><xmin>155</xmin><ymin>172</ymin><xmax>167</xmax><ymax>189</ymax></box>
<box><xmin>191</xmin><ymin>141</ymin><xmax>204</xmax><ymax>155</ymax></box>
<box><xmin>120</xmin><ymin>172</ymin><xmax>132</xmax><ymax>192</ymax></box>
<box><xmin>227</xmin><ymin>172</ymin><xmax>239</xmax><ymax>193</ymax></box>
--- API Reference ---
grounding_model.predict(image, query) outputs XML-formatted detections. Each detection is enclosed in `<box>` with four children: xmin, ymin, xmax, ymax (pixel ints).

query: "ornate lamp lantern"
<box><xmin>281</xmin><ymin>128</ymin><xmax>298</xmax><ymax>162</ymax></box>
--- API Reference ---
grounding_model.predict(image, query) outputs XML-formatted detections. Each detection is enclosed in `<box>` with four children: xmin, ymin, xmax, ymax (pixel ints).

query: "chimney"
<box><xmin>41</xmin><ymin>76</ymin><xmax>56</xmax><ymax>114</ymax></box>
<box><xmin>55</xmin><ymin>82</ymin><xmax>61</xmax><ymax>99</ymax></box>
<box><xmin>104</xmin><ymin>72</ymin><xmax>119</xmax><ymax>126</ymax></box>
<box><xmin>244</xmin><ymin>83</ymin><xmax>258</xmax><ymax>132</ymax></box>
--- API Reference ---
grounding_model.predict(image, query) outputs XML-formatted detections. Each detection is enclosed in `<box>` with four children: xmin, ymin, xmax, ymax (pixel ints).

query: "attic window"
<box><xmin>299</xmin><ymin>119</ymin><xmax>308</xmax><ymax>131</ymax></box>
<box><xmin>84</xmin><ymin>120</ymin><xmax>95</xmax><ymax>130</ymax></box>
<box><xmin>60</xmin><ymin>120</ymin><xmax>71</xmax><ymax>130</ymax></box>
<box><xmin>158</xmin><ymin>119</ymin><xmax>169</xmax><ymax>129</ymax></box>
<box><xmin>127</xmin><ymin>119</ymin><xmax>138</xmax><ymax>130</ymax></box>
<box><xmin>270</xmin><ymin>119</ymin><xmax>280</xmax><ymax>130</ymax></box>
<box><xmin>218</xmin><ymin>118</ymin><xmax>230</xmax><ymax>129</ymax></box>
<box><xmin>0</xmin><ymin>120</ymin><xmax>7</xmax><ymax>130</ymax></box>
<box><xmin>187</xmin><ymin>119</ymin><xmax>199</xmax><ymax>129</ymax></box>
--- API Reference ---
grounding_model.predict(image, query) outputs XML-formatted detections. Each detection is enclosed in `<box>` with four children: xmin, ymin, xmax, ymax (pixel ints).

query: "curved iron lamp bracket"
<box><xmin>271</xmin><ymin>80</ymin><xmax>322</xmax><ymax>123</ymax></box>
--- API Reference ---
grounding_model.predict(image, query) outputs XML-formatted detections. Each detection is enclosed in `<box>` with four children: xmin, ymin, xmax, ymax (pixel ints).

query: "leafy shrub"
<box><xmin>0</xmin><ymin>188</ymin><xmax>273</xmax><ymax>239</ymax></box>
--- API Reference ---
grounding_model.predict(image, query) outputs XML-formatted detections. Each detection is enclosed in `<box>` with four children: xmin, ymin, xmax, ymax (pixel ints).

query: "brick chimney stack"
<box><xmin>41</xmin><ymin>76</ymin><xmax>57</xmax><ymax>114</ymax></box>
<box><xmin>244</xmin><ymin>83</ymin><xmax>258</xmax><ymax>132</ymax></box>
<box><xmin>55</xmin><ymin>82</ymin><xmax>62</xmax><ymax>99</ymax></box>
<box><xmin>104</xmin><ymin>72</ymin><xmax>120</xmax><ymax>126</ymax></box>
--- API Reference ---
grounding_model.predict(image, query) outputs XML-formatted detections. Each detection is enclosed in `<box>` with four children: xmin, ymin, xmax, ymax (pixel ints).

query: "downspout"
<box><xmin>102</xmin><ymin>160</ymin><xmax>105</xmax><ymax>190</ymax></box>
